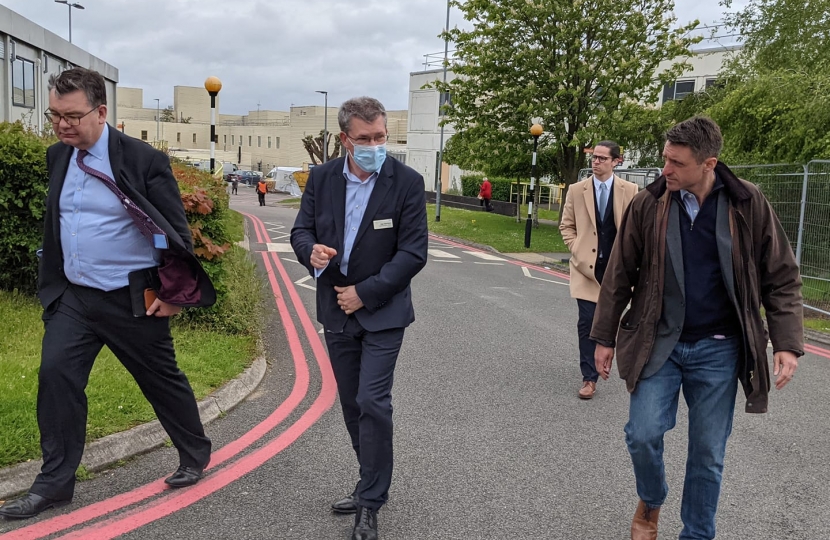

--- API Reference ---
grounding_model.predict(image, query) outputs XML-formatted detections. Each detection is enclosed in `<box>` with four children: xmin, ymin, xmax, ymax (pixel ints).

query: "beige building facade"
<box><xmin>117</xmin><ymin>85</ymin><xmax>407</xmax><ymax>173</ymax></box>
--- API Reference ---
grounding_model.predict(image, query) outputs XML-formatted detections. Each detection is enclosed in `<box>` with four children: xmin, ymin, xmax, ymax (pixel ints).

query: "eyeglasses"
<box><xmin>44</xmin><ymin>107</ymin><xmax>98</xmax><ymax>126</ymax></box>
<box><xmin>591</xmin><ymin>155</ymin><xmax>614</xmax><ymax>163</ymax></box>
<box><xmin>347</xmin><ymin>134</ymin><xmax>388</xmax><ymax>146</ymax></box>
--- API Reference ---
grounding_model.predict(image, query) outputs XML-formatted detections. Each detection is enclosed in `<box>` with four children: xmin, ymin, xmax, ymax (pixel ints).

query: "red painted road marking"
<box><xmin>804</xmin><ymin>343</ymin><xmax>830</xmax><ymax>359</ymax></box>
<box><xmin>0</xmin><ymin>213</ymin><xmax>317</xmax><ymax>540</ymax></box>
<box><xmin>56</xmin><ymin>247</ymin><xmax>336</xmax><ymax>539</ymax></box>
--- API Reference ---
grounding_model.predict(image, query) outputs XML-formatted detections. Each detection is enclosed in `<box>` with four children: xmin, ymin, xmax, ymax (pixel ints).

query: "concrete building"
<box><xmin>117</xmin><ymin>86</ymin><xmax>408</xmax><ymax>173</ymax></box>
<box><xmin>408</xmin><ymin>45</ymin><xmax>741</xmax><ymax>192</ymax></box>
<box><xmin>0</xmin><ymin>5</ymin><xmax>118</xmax><ymax>131</ymax></box>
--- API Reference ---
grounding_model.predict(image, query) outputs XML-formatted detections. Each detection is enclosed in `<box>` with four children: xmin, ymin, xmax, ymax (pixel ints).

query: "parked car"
<box><xmin>228</xmin><ymin>170</ymin><xmax>260</xmax><ymax>185</ymax></box>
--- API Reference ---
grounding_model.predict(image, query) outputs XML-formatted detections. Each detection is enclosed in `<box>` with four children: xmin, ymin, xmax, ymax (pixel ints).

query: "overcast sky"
<box><xmin>2</xmin><ymin>0</ymin><xmax>747</xmax><ymax>116</ymax></box>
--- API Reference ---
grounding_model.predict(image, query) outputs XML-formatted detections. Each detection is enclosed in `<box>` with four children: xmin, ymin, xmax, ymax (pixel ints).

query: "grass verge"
<box><xmin>0</xmin><ymin>290</ymin><xmax>257</xmax><ymax>468</ymax></box>
<box><xmin>427</xmin><ymin>204</ymin><xmax>567</xmax><ymax>253</ymax></box>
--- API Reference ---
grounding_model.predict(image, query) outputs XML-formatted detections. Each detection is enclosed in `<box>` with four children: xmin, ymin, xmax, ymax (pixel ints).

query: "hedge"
<box><xmin>0</xmin><ymin>123</ymin><xmax>51</xmax><ymax>294</ymax></box>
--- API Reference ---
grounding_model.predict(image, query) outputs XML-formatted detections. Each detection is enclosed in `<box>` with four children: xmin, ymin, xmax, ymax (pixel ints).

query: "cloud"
<box><xmin>3</xmin><ymin>0</ymin><xmax>745</xmax><ymax>115</ymax></box>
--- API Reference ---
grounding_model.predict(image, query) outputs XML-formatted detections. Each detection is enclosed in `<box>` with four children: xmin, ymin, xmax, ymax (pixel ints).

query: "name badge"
<box><xmin>373</xmin><ymin>219</ymin><xmax>393</xmax><ymax>230</ymax></box>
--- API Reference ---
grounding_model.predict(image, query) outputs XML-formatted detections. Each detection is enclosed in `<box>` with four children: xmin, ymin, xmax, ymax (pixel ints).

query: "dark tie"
<box><xmin>76</xmin><ymin>149</ymin><xmax>168</xmax><ymax>249</ymax></box>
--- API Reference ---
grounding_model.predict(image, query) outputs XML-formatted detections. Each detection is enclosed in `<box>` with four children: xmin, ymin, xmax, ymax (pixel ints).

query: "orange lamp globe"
<box><xmin>530</xmin><ymin>124</ymin><xmax>543</xmax><ymax>137</ymax></box>
<box><xmin>204</xmin><ymin>76</ymin><xmax>222</xmax><ymax>94</ymax></box>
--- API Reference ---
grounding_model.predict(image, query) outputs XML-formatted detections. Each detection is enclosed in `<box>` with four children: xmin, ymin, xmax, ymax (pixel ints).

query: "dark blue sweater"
<box><xmin>676</xmin><ymin>179</ymin><xmax>740</xmax><ymax>342</ymax></box>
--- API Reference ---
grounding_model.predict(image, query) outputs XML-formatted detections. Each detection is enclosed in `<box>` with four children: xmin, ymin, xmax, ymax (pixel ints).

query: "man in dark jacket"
<box><xmin>0</xmin><ymin>68</ymin><xmax>214</xmax><ymax>520</ymax></box>
<box><xmin>591</xmin><ymin>117</ymin><xmax>803</xmax><ymax>540</ymax></box>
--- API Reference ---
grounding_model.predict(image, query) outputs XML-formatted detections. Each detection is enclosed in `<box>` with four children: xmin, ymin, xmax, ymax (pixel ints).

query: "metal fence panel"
<box><xmin>578</xmin><ymin>168</ymin><xmax>662</xmax><ymax>189</ymax></box>
<box><xmin>801</xmin><ymin>161</ymin><xmax>830</xmax><ymax>315</ymax></box>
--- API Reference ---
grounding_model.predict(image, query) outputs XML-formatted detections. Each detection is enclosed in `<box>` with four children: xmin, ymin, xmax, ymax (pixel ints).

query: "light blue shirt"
<box><xmin>315</xmin><ymin>158</ymin><xmax>378</xmax><ymax>278</ymax></box>
<box><xmin>592</xmin><ymin>174</ymin><xmax>614</xmax><ymax>206</ymax></box>
<box><xmin>679</xmin><ymin>189</ymin><xmax>700</xmax><ymax>223</ymax></box>
<box><xmin>60</xmin><ymin>124</ymin><xmax>159</xmax><ymax>291</ymax></box>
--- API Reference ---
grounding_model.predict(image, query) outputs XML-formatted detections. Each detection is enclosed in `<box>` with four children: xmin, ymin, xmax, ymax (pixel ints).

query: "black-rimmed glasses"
<box><xmin>44</xmin><ymin>107</ymin><xmax>98</xmax><ymax>126</ymax></box>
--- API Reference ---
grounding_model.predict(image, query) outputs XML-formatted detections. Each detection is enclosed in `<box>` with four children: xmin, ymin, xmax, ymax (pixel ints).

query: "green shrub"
<box><xmin>0</xmin><ymin>123</ymin><xmax>52</xmax><ymax>294</ymax></box>
<box><xmin>460</xmin><ymin>173</ymin><xmax>516</xmax><ymax>202</ymax></box>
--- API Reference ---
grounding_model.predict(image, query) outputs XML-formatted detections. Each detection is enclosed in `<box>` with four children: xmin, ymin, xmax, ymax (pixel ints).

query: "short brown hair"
<box><xmin>48</xmin><ymin>67</ymin><xmax>107</xmax><ymax>108</ymax></box>
<box><xmin>338</xmin><ymin>97</ymin><xmax>387</xmax><ymax>133</ymax></box>
<box><xmin>665</xmin><ymin>116</ymin><xmax>723</xmax><ymax>163</ymax></box>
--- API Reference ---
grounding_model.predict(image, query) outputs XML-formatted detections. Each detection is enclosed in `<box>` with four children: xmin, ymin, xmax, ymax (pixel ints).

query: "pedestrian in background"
<box><xmin>559</xmin><ymin>140</ymin><xmax>637</xmax><ymax>400</ymax></box>
<box><xmin>291</xmin><ymin>96</ymin><xmax>428</xmax><ymax>540</ymax></box>
<box><xmin>591</xmin><ymin>116</ymin><xmax>803</xmax><ymax>540</ymax></box>
<box><xmin>478</xmin><ymin>176</ymin><xmax>493</xmax><ymax>212</ymax></box>
<box><xmin>231</xmin><ymin>177</ymin><xmax>238</xmax><ymax>195</ymax></box>
<box><xmin>0</xmin><ymin>68</ymin><xmax>215</xmax><ymax>521</ymax></box>
<box><xmin>256</xmin><ymin>177</ymin><xmax>267</xmax><ymax>206</ymax></box>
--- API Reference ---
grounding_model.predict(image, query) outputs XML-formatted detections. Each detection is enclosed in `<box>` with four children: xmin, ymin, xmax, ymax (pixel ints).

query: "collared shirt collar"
<box><xmin>593</xmin><ymin>174</ymin><xmax>614</xmax><ymax>192</ymax></box>
<box><xmin>677</xmin><ymin>173</ymin><xmax>724</xmax><ymax>203</ymax></box>
<box><xmin>81</xmin><ymin>123</ymin><xmax>109</xmax><ymax>162</ymax></box>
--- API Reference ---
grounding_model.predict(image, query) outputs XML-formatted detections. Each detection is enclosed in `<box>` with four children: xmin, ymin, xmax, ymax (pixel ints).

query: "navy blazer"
<box><xmin>291</xmin><ymin>156</ymin><xmax>428</xmax><ymax>332</ymax></box>
<box><xmin>39</xmin><ymin>125</ymin><xmax>216</xmax><ymax>310</ymax></box>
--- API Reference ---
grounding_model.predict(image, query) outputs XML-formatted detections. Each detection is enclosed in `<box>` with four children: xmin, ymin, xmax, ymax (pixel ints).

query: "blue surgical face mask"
<box><xmin>349</xmin><ymin>141</ymin><xmax>387</xmax><ymax>173</ymax></box>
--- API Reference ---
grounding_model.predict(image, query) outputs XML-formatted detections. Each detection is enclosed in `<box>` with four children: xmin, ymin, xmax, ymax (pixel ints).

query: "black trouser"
<box><xmin>231</xmin><ymin>184</ymin><xmax>238</xmax><ymax>194</ymax></box>
<box><xmin>576</xmin><ymin>299</ymin><xmax>599</xmax><ymax>382</ymax></box>
<box><xmin>31</xmin><ymin>284</ymin><xmax>211</xmax><ymax>501</ymax></box>
<box><xmin>258</xmin><ymin>192</ymin><xmax>265</xmax><ymax>206</ymax></box>
<box><xmin>479</xmin><ymin>197</ymin><xmax>493</xmax><ymax>211</ymax></box>
<box><xmin>324</xmin><ymin>316</ymin><xmax>405</xmax><ymax>510</ymax></box>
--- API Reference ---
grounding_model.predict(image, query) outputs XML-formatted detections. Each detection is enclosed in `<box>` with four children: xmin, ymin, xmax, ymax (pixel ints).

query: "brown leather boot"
<box><xmin>631</xmin><ymin>500</ymin><xmax>660</xmax><ymax>540</ymax></box>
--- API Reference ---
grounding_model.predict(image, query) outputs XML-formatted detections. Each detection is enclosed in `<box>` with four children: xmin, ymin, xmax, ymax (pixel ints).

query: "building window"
<box><xmin>438</xmin><ymin>91</ymin><xmax>451</xmax><ymax>116</ymax></box>
<box><xmin>275</xmin><ymin>137</ymin><xmax>280</xmax><ymax>149</ymax></box>
<box><xmin>662</xmin><ymin>80</ymin><xmax>696</xmax><ymax>102</ymax></box>
<box><xmin>232</xmin><ymin>135</ymin><xmax>235</xmax><ymax>145</ymax></box>
<box><xmin>141</xmin><ymin>130</ymin><xmax>148</xmax><ymax>141</ymax></box>
<box><xmin>193</xmin><ymin>133</ymin><xmax>197</xmax><ymax>143</ymax></box>
<box><xmin>268</xmin><ymin>136</ymin><xmax>272</xmax><ymax>148</ymax></box>
<box><xmin>257</xmin><ymin>136</ymin><xmax>261</xmax><ymax>148</ymax></box>
<box><xmin>12</xmin><ymin>57</ymin><xmax>35</xmax><ymax>108</ymax></box>
<box><xmin>224</xmin><ymin>134</ymin><xmax>227</xmax><ymax>144</ymax></box>
<box><xmin>177</xmin><ymin>132</ymin><xmax>181</xmax><ymax>143</ymax></box>
<box><xmin>248</xmin><ymin>136</ymin><xmax>252</xmax><ymax>146</ymax></box>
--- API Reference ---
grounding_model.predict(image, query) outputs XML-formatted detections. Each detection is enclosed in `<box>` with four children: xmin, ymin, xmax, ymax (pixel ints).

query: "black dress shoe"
<box><xmin>331</xmin><ymin>481</ymin><xmax>359</xmax><ymax>514</ymax></box>
<box><xmin>164</xmin><ymin>465</ymin><xmax>204</xmax><ymax>488</ymax></box>
<box><xmin>0</xmin><ymin>493</ymin><xmax>71</xmax><ymax>519</ymax></box>
<box><xmin>351</xmin><ymin>506</ymin><xmax>378</xmax><ymax>540</ymax></box>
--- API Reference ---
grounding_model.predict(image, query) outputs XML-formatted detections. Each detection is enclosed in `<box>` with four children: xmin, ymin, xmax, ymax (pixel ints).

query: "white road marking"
<box><xmin>474</xmin><ymin>262</ymin><xmax>504</xmax><ymax>265</ymax></box>
<box><xmin>521</xmin><ymin>266</ymin><xmax>568</xmax><ymax>286</ymax></box>
<box><xmin>428</xmin><ymin>249</ymin><xmax>460</xmax><ymax>259</ymax></box>
<box><xmin>294</xmin><ymin>275</ymin><xmax>317</xmax><ymax>291</ymax></box>
<box><xmin>281</xmin><ymin>257</ymin><xmax>302</xmax><ymax>265</ymax></box>
<box><xmin>463</xmin><ymin>251</ymin><xmax>506</xmax><ymax>261</ymax></box>
<box><xmin>266</xmin><ymin>243</ymin><xmax>294</xmax><ymax>252</ymax></box>
<box><xmin>431</xmin><ymin>260</ymin><xmax>462</xmax><ymax>263</ymax></box>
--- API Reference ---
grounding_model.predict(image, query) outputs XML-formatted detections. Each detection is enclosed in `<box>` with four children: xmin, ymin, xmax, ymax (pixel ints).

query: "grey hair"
<box><xmin>48</xmin><ymin>67</ymin><xmax>107</xmax><ymax>108</ymax></box>
<box><xmin>665</xmin><ymin>116</ymin><xmax>723</xmax><ymax>163</ymax></box>
<box><xmin>338</xmin><ymin>97</ymin><xmax>387</xmax><ymax>133</ymax></box>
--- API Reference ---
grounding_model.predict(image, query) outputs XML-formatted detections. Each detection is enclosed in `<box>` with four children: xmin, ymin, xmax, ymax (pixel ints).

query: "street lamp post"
<box><xmin>204</xmin><ymin>77</ymin><xmax>223</xmax><ymax>175</ymax></box>
<box><xmin>525</xmin><ymin>123</ymin><xmax>543</xmax><ymax>248</ymax></box>
<box><xmin>315</xmin><ymin>90</ymin><xmax>328</xmax><ymax>163</ymax></box>
<box><xmin>54</xmin><ymin>0</ymin><xmax>84</xmax><ymax>44</ymax></box>
<box><xmin>154</xmin><ymin>98</ymin><xmax>160</xmax><ymax>142</ymax></box>
<box><xmin>435</xmin><ymin>0</ymin><xmax>451</xmax><ymax>222</ymax></box>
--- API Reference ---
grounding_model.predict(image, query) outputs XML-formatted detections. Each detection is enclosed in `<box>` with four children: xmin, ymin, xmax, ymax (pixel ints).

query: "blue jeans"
<box><xmin>625</xmin><ymin>336</ymin><xmax>739</xmax><ymax>540</ymax></box>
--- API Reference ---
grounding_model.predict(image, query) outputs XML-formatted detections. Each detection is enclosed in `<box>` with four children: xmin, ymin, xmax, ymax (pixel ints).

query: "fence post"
<box><xmin>795</xmin><ymin>163</ymin><xmax>809</xmax><ymax>267</ymax></box>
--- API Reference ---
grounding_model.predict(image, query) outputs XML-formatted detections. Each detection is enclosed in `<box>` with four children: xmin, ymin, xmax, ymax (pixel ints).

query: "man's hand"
<box><xmin>310</xmin><ymin>244</ymin><xmax>337</xmax><ymax>270</ymax></box>
<box><xmin>595</xmin><ymin>344</ymin><xmax>615</xmax><ymax>380</ymax></box>
<box><xmin>334</xmin><ymin>285</ymin><xmax>364</xmax><ymax>315</ymax></box>
<box><xmin>773</xmin><ymin>350</ymin><xmax>798</xmax><ymax>390</ymax></box>
<box><xmin>146</xmin><ymin>298</ymin><xmax>182</xmax><ymax>318</ymax></box>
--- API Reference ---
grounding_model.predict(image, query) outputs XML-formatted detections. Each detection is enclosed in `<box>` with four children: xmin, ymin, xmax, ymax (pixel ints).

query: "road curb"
<box><xmin>805</xmin><ymin>328</ymin><xmax>830</xmax><ymax>347</ymax></box>
<box><xmin>0</xmin><ymin>355</ymin><xmax>267</xmax><ymax>501</ymax></box>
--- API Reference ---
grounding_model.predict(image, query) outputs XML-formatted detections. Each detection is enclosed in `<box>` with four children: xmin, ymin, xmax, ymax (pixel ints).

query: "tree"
<box><xmin>302</xmin><ymin>130</ymin><xmax>341</xmax><ymax>165</ymax></box>
<box><xmin>435</xmin><ymin>0</ymin><xmax>700</xmax><ymax>200</ymax></box>
<box><xmin>721</xmin><ymin>0</ymin><xmax>830</xmax><ymax>75</ymax></box>
<box><xmin>160</xmin><ymin>105</ymin><xmax>175</xmax><ymax>123</ymax></box>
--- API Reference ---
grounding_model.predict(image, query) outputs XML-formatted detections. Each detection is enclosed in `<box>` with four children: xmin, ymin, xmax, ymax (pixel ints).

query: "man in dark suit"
<box><xmin>0</xmin><ymin>68</ymin><xmax>214</xmax><ymax>520</ymax></box>
<box><xmin>291</xmin><ymin>97</ymin><xmax>428</xmax><ymax>540</ymax></box>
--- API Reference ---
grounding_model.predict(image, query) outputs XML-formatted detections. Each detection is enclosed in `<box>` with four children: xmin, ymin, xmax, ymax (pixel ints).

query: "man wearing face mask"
<box><xmin>291</xmin><ymin>97</ymin><xmax>428</xmax><ymax>540</ymax></box>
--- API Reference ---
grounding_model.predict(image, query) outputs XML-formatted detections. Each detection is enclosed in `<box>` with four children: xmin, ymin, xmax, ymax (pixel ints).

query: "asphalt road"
<box><xmin>1</xmin><ymin>186</ymin><xmax>829</xmax><ymax>539</ymax></box>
